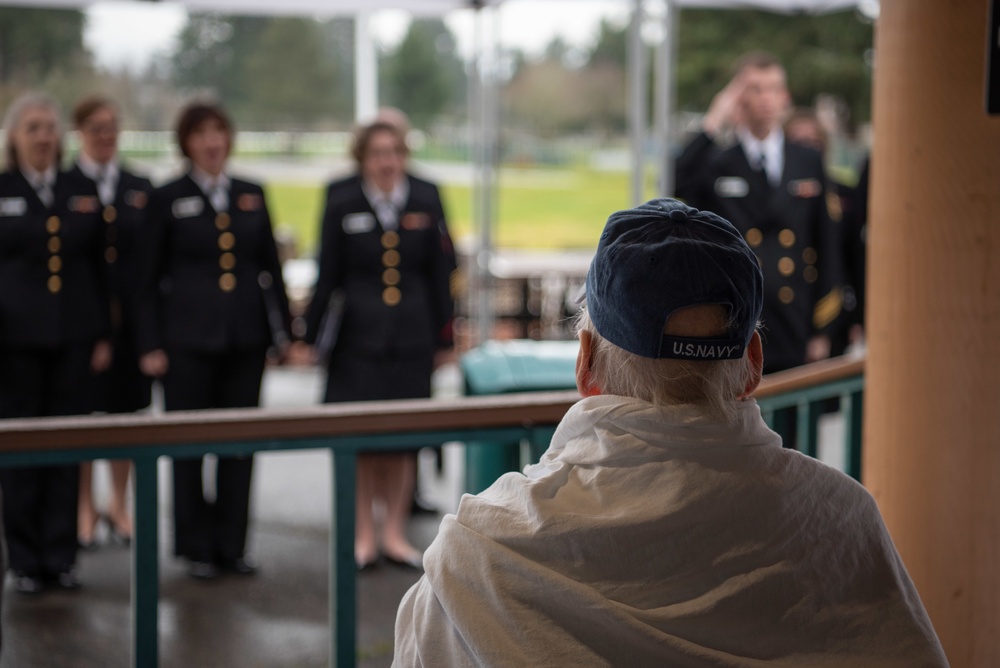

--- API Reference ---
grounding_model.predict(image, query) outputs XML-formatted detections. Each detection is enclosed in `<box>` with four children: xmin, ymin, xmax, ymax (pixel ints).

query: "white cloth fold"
<box><xmin>393</xmin><ymin>396</ymin><xmax>946</xmax><ymax>668</ymax></box>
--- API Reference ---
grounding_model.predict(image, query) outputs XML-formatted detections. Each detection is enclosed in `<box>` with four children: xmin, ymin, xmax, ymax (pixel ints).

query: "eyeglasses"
<box><xmin>82</xmin><ymin>123</ymin><xmax>118</xmax><ymax>137</ymax></box>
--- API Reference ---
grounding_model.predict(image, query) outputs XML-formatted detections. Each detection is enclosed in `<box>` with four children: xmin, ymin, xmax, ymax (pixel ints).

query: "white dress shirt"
<box><xmin>739</xmin><ymin>127</ymin><xmax>784</xmax><ymax>187</ymax></box>
<box><xmin>362</xmin><ymin>178</ymin><xmax>409</xmax><ymax>231</ymax></box>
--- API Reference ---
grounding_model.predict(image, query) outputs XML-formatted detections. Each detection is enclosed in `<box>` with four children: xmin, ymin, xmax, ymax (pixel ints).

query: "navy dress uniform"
<box><xmin>303</xmin><ymin>173</ymin><xmax>456</xmax><ymax>404</ymax></box>
<box><xmin>675</xmin><ymin>131</ymin><xmax>844</xmax><ymax>372</ymax></box>
<box><xmin>0</xmin><ymin>167</ymin><xmax>109</xmax><ymax>585</ymax></box>
<box><xmin>135</xmin><ymin>172</ymin><xmax>290</xmax><ymax>571</ymax></box>
<box><xmin>69</xmin><ymin>161</ymin><xmax>154</xmax><ymax>413</ymax></box>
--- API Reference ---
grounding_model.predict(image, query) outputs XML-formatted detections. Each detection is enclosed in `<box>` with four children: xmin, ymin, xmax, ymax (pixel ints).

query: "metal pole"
<box><xmin>330</xmin><ymin>449</ymin><xmax>357</xmax><ymax>668</ymax></box>
<box><xmin>655</xmin><ymin>0</ymin><xmax>679</xmax><ymax>197</ymax></box>
<box><xmin>131</xmin><ymin>456</ymin><xmax>159</xmax><ymax>668</ymax></box>
<box><xmin>473</xmin><ymin>4</ymin><xmax>498</xmax><ymax>347</ymax></box>
<box><xmin>628</xmin><ymin>0</ymin><xmax>648</xmax><ymax>205</ymax></box>
<box><xmin>354</xmin><ymin>12</ymin><xmax>378</xmax><ymax>122</ymax></box>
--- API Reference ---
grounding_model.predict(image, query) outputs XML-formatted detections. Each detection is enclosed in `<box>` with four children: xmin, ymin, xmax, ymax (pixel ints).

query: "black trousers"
<box><xmin>0</xmin><ymin>343</ymin><xmax>96</xmax><ymax>576</ymax></box>
<box><xmin>162</xmin><ymin>348</ymin><xmax>265</xmax><ymax>563</ymax></box>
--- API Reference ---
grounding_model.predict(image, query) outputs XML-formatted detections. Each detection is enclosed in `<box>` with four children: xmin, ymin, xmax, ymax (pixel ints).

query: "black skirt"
<box><xmin>324</xmin><ymin>348</ymin><xmax>433</xmax><ymax>404</ymax></box>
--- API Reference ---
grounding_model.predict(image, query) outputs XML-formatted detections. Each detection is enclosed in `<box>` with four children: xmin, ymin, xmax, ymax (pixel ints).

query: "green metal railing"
<box><xmin>0</xmin><ymin>355</ymin><xmax>864</xmax><ymax>667</ymax></box>
<box><xmin>756</xmin><ymin>356</ymin><xmax>866</xmax><ymax>480</ymax></box>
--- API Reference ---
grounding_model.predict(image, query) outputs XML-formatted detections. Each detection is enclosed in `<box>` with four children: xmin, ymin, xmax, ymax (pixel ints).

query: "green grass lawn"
<box><xmin>264</xmin><ymin>167</ymin><xmax>641</xmax><ymax>256</ymax></box>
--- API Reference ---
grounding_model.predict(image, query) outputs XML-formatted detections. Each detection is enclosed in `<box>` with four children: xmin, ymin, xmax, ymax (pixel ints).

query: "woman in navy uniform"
<box><xmin>136</xmin><ymin>102</ymin><xmax>291</xmax><ymax>580</ymax></box>
<box><xmin>0</xmin><ymin>92</ymin><xmax>112</xmax><ymax>594</ymax></box>
<box><xmin>70</xmin><ymin>95</ymin><xmax>154</xmax><ymax>549</ymax></box>
<box><xmin>298</xmin><ymin>119</ymin><xmax>456</xmax><ymax>570</ymax></box>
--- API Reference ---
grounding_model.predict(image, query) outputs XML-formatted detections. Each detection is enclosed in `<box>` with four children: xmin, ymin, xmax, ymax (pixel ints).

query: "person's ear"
<box><xmin>576</xmin><ymin>330</ymin><xmax>601</xmax><ymax>397</ymax></box>
<box><xmin>739</xmin><ymin>331</ymin><xmax>764</xmax><ymax>399</ymax></box>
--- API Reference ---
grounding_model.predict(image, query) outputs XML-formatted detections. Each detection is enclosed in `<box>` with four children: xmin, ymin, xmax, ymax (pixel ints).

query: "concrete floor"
<box><xmin>0</xmin><ymin>365</ymin><xmax>467</xmax><ymax>668</ymax></box>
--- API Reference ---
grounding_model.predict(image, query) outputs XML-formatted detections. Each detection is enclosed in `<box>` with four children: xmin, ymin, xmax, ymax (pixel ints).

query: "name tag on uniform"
<box><xmin>125</xmin><ymin>190</ymin><xmax>148</xmax><ymax>210</ymax></box>
<box><xmin>714</xmin><ymin>177</ymin><xmax>749</xmax><ymax>198</ymax></box>
<box><xmin>343</xmin><ymin>212</ymin><xmax>375</xmax><ymax>234</ymax></box>
<box><xmin>172</xmin><ymin>196</ymin><xmax>204</xmax><ymax>219</ymax></box>
<box><xmin>69</xmin><ymin>195</ymin><xmax>100</xmax><ymax>213</ymax></box>
<box><xmin>238</xmin><ymin>193</ymin><xmax>262</xmax><ymax>212</ymax></box>
<box><xmin>0</xmin><ymin>197</ymin><xmax>27</xmax><ymax>217</ymax></box>
<box><xmin>788</xmin><ymin>178</ymin><xmax>822</xmax><ymax>198</ymax></box>
<box><xmin>401</xmin><ymin>212</ymin><xmax>431</xmax><ymax>231</ymax></box>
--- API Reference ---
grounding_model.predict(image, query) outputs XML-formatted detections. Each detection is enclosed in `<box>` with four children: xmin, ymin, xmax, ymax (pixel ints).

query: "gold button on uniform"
<box><xmin>382</xmin><ymin>286</ymin><xmax>401</xmax><ymax>306</ymax></box>
<box><xmin>47</xmin><ymin>237</ymin><xmax>61</xmax><ymax>253</ymax></box>
<box><xmin>778</xmin><ymin>286</ymin><xmax>795</xmax><ymax>304</ymax></box>
<box><xmin>47</xmin><ymin>275</ymin><xmax>62</xmax><ymax>294</ymax></box>
<box><xmin>804</xmin><ymin>266</ymin><xmax>819</xmax><ymax>283</ymax></box>
<box><xmin>103</xmin><ymin>206</ymin><xmax>117</xmax><ymax>223</ymax></box>
<box><xmin>219</xmin><ymin>273</ymin><xmax>237</xmax><ymax>292</ymax></box>
<box><xmin>105</xmin><ymin>247</ymin><xmax>118</xmax><ymax>264</ymax></box>
<box><xmin>382</xmin><ymin>250</ymin><xmax>400</xmax><ymax>268</ymax></box>
<box><xmin>219</xmin><ymin>252</ymin><xmax>236</xmax><ymax>270</ymax></box>
<box><xmin>381</xmin><ymin>231</ymin><xmax>400</xmax><ymax>249</ymax></box>
<box><xmin>46</xmin><ymin>216</ymin><xmax>60</xmax><ymax>234</ymax></box>
<box><xmin>48</xmin><ymin>256</ymin><xmax>62</xmax><ymax>273</ymax></box>
<box><xmin>745</xmin><ymin>228</ymin><xmax>763</xmax><ymax>248</ymax></box>
<box><xmin>779</xmin><ymin>229</ymin><xmax>796</xmax><ymax>248</ymax></box>
<box><xmin>802</xmin><ymin>247</ymin><xmax>818</xmax><ymax>265</ymax></box>
<box><xmin>382</xmin><ymin>268</ymin><xmax>401</xmax><ymax>286</ymax></box>
<box><xmin>778</xmin><ymin>257</ymin><xmax>795</xmax><ymax>276</ymax></box>
<box><xmin>215</xmin><ymin>212</ymin><xmax>231</xmax><ymax>230</ymax></box>
<box><xmin>218</xmin><ymin>232</ymin><xmax>235</xmax><ymax>251</ymax></box>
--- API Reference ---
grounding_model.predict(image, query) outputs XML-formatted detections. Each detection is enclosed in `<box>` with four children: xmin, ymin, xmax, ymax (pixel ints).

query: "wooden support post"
<box><xmin>864</xmin><ymin>2</ymin><xmax>1000</xmax><ymax>665</ymax></box>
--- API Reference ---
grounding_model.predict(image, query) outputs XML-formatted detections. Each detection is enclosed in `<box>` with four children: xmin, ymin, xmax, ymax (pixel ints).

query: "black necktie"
<box><xmin>35</xmin><ymin>179</ymin><xmax>54</xmax><ymax>208</ymax></box>
<box><xmin>757</xmin><ymin>152</ymin><xmax>774</xmax><ymax>190</ymax></box>
<box><xmin>210</xmin><ymin>182</ymin><xmax>227</xmax><ymax>213</ymax></box>
<box><xmin>97</xmin><ymin>166</ymin><xmax>115</xmax><ymax>206</ymax></box>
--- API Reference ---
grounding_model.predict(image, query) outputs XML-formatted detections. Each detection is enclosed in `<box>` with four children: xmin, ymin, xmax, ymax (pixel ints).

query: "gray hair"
<box><xmin>575</xmin><ymin>307</ymin><xmax>757</xmax><ymax>424</ymax></box>
<box><xmin>3</xmin><ymin>91</ymin><xmax>63</xmax><ymax>170</ymax></box>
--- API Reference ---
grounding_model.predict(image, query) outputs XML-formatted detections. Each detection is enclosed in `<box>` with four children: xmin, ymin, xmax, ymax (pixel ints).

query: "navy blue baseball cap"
<box><xmin>584</xmin><ymin>198</ymin><xmax>763</xmax><ymax>360</ymax></box>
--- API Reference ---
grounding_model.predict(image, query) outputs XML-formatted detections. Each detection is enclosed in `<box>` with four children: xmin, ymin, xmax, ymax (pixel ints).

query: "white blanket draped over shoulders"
<box><xmin>393</xmin><ymin>395</ymin><xmax>947</xmax><ymax>668</ymax></box>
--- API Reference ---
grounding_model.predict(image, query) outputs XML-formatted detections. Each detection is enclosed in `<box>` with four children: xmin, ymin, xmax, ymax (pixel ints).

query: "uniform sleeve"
<box><xmin>302</xmin><ymin>185</ymin><xmax>346</xmax><ymax>345</ymax></box>
<box><xmin>810</xmin><ymin>151</ymin><xmax>846</xmax><ymax>336</ymax></box>
<box><xmin>674</xmin><ymin>131</ymin><xmax>722</xmax><ymax>207</ymax></box>
<box><xmin>119</xmin><ymin>177</ymin><xmax>154</xmax><ymax>336</ymax></box>
<box><xmin>426</xmin><ymin>183</ymin><xmax>457</xmax><ymax>349</ymax></box>
<box><xmin>255</xmin><ymin>187</ymin><xmax>292</xmax><ymax>347</ymax></box>
<box><xmin>82</xmin><ymin>178</ymin><xmax>113</xmax><ymax>338</ymax></box>
<box><xmin>133</xmin><ymin>186</ymin><xmax>169</xmax><ymax>354</ymax></box>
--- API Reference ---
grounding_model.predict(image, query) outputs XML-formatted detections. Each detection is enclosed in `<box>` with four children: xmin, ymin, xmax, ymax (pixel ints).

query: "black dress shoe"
<box><xmin>356</xmin><ymin>558</ymin><xmax>378</xmax><ymax>573</ymax></box>
<box><xmin>52</xmin><ymin>569</ymin><xmax>82</xmax><ymax>590</ymax></box>
<box><xmin>188</xmin><ymin>561</ymin><xmax>220</xmax><ymax>580</ymax></box>
<box><xmin>108</xmin><ymin>526</ymin><xmax>132</xmax><ymax>548</ymax></box>
<box><xmin>383</xmin><ymin>551</ymin><xmax>423</xmax><ymax>571</ymax></box>
<box><xmin>411</xmin><ymin>492</ymin><xmax>438</xmax><ymax>516</ymax></box>
<box><xmin>78</xmin><ymin>536</ymin><xmax>99</xmax><ymax>552</ymax></box>
<box><xmin>218</xmin><ymin>556</ymin><xmax>258</xmax><ymax>576</ymax></box>
<box><xmin>13</xmin><ymin>572</ymin><xmax>45</xmax><ymax>595</ymax></box>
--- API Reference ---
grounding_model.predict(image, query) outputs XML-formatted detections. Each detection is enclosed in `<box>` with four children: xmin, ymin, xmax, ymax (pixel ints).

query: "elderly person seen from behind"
<box><xmin>392</xmin><ymin>199</ymin><xmax>947</xmax><ymax>667</ymax></box>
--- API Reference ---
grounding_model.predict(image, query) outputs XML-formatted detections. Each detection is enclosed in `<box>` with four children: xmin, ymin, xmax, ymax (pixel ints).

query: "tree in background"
<box><xmin>380</xmin><ymin>18</ymin><xmax>464</xmax><ymax>130</ymax></box>
<box><xmin>0</xmin><ymin>8</ymin><xmax>95</xmax><ymax>113</ymax></box>
<box><xmin>172</xmin><ymin>15</ymin><xmax>344</xmax><ymax>129</ymax></box>
<box><xmin>502</xmin><ymin>9</ymin><xmax>872</xmax><ymax>141</ymax></box>
<box><xmin>676</xmin><ymin>9</ymin><xmax>874</xmax><ymax>127</ymax></box>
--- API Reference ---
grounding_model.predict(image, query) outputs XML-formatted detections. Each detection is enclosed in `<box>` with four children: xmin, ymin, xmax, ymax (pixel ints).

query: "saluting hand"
<box><xmin>703</xmin><ymin>71</ymin><xmax>747</xmax><ymax>138</ymax></box>
<box><xmin>140</xmin><ymin>349</ymin><xmax>169</xmax><ymax>378</ymax></box>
